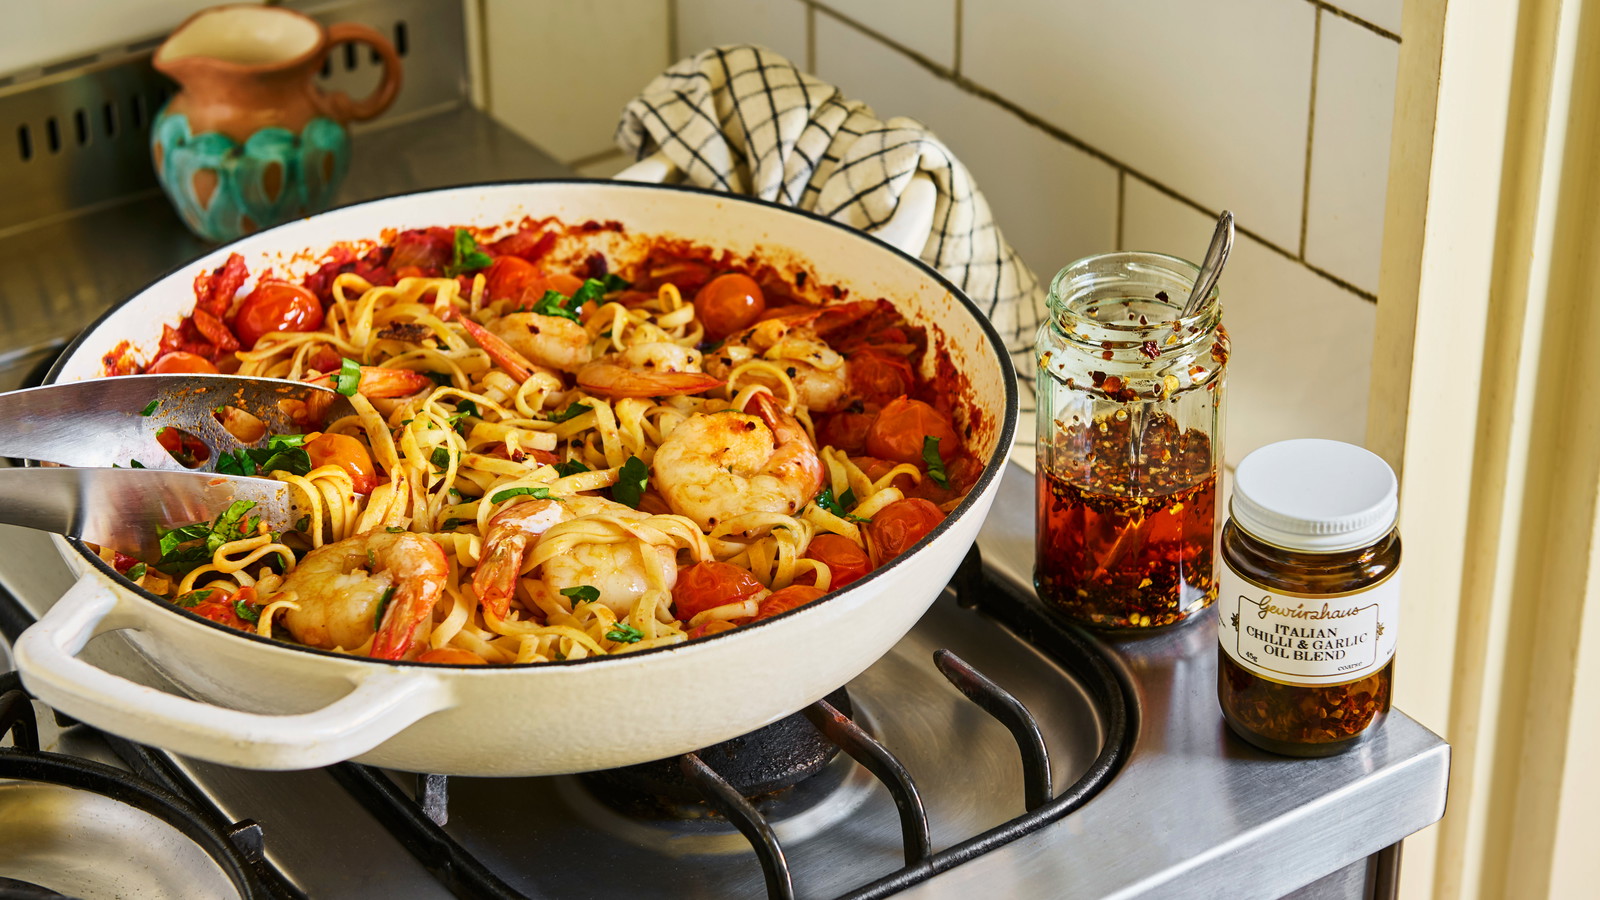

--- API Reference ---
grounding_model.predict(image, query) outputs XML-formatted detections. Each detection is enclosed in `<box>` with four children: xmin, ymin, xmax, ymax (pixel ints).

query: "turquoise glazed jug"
<box><xmin>151</xmin><ymin>5</ymin><xmax>401</xmax><ymax>242</ymax></box>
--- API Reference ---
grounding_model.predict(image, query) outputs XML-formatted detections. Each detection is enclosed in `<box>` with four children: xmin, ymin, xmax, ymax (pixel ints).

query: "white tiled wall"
<box><xmin>473</xmin><ymin>0</ymin><xmax>1404</xmax><ymax>464</ymax></box>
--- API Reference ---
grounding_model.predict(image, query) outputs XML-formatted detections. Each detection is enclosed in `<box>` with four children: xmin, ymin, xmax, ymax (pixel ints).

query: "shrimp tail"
<box><xmin>369</xmin><ymin>584</ymin><xmax>438</xmax><ymax>660</ymax></box>
<box><xmin>471</xmin><ymin>535</ymin><xmax>527</xmax><ymax>620</ymax></box>
<box><xmin>306</xmin><ymin>366</ymin><xmax>434</xmax><ymax>398</ymax></box>
<box><xmin>576</xmin><ymin>362</ymin><xmax>725</xmax><ymax>398</ymax></box>
<box><xmin>448</xmin><ymin>308</ymin><xmax>538</xmax><ymax>383</ymax></box>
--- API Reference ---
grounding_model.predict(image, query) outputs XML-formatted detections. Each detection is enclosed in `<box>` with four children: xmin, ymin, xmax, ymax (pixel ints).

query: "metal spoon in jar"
<box><xmin>1180</xmin><ymin>210</ymin><xmax>1235</xmax><ymax>317</ymax></box>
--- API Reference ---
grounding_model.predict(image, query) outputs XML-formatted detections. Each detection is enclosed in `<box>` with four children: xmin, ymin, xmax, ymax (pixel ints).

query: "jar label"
<box><xmin>1216</xmin><ymin>563</ymin><xmax>1400</xmax><ymax>686</ymax></box>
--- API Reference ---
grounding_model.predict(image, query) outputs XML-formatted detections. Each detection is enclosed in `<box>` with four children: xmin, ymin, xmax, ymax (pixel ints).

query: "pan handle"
<box><xmin>614</xmin><ymin>150</ymin><xmax>938</xmax><ymax>257</ymax></box>
<box><xmin>14</xmin><ymin>576</ymin><xmax>452</xmax><ymax>770</ymax></box>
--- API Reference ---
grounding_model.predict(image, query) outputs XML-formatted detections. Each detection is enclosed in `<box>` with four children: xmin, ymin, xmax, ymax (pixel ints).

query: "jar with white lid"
<box><xmin>1216</xmin><ymin>439</ymin><xmax>1400</xmax><ymax>756</ymax></box>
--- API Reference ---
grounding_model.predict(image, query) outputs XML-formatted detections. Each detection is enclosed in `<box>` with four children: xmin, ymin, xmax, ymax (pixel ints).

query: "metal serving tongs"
<box><xmin>0</xmin><ymin>374</ymin><xmax>355</xmax><ymax>559</ymax></box>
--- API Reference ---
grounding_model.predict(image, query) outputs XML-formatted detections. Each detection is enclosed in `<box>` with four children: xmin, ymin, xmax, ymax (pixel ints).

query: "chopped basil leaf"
<box><xmin>176</xmin><ymin>589</ymin><xmax>212</xmax><ymax>608</ymax></box>
<box><xmin>548</xmin><ymin>402</ymin><xmax>590</xmax><ymax>423</ymax></box>
<box><xmin>439</xmin><ymin>517</ymin><xmax>466</xmax><ymax>531</ymax></box>
<box><xmin>560</xmin><ymin>585</ymin><xmax>601</xmax><ymax>604</ymax></box>
<box><xmin>386</xmin><ymin>526</ymin><xmax>405</xmax><ymax>533</ymax></box>
<box><xmin>553</xmin><ymin>458</ymin><xmax>589</xmax><ymax>478</ymax></box>
<box><xmin>922</xmin><ymin>436</ymin><xmax>950</xmax><ymax>488</ymax></box>
<box><xmin>814</xmin><ymin>485</ymin><xmax>846</xmax><ymax>516</ymax></box>
<box><xmin>443</xmin><ymin>228</ymin><xmax>493</xmax><ymax>278</ymax></box>
<box><xmin>569</xmin><ymin>278</ymin><xmax>610</xmax><ymax>307</ymax></box>
<box><xmin>491</xmin><ymin>486</ymin><xmax>553</xmax><ymax>503</ymax></box>
<box><xmin>216</xmin><ymin>435</ymin><xmax>312</xmax><ymax>478</ymax></box>
<box><xmin>336</xmin><ymin>358</ymin><xmax>362</xmax><ymax>396</ymax></box>
<box><xmin>129</xmin><ymin>459</ymin><xmax>147</xmax><ymax>469</ymax></box>
<box><xmin>373</xmin><ymin>585</ymin><xmax>395</xmax><ymax>629</ymax></box>
<box><xmin>139</xmin><ymin>399</ymin><xmax>160</xmax><ymax>416</ymax></box>
<box><xmin>233</xmin><ymin>598</ymin><xmax>260</xmax><ymax>623</ymax></box>
<box><xmin>605</xmin><ymin>623</ymin><xmax>644</xmax><ymax>643</ymax></box>
<box><xmin>125</xmin><ymin>562</ymin><xmax>147</xmax><ymax>581</ymax></box>
<box><xmin>426</xmin><ymin>371</ymin><xmax>453</xmax><ymax>386</ymax></box>
<box><xmin>294</xmin><ymin>514</ymin><xmax>310</xmax><ymax>531</ymax></box>
<box><xmin>430</xmin><ymin>446</ymin><xmax>452</xmax><ymax>470</ymax></box>
<box><xmin>840</xmin><ymin>487</ymin><xmax>857</xmax><ymax>508</ymax></box>
<box><xmin>611</xmin><ymin>456</ymin><xmax>649</xmax><ymax>509</ymax></box>
<box><xmin>846</xmin><ymin>514</ymin><xmax>872</xmax><ymax>524</ymax></box>
<box><xmin>601</xmin><ymin>272</ymin><xmax>631</xmax><ymax>292</ymax></box>
<box><xmin>366</xmin><ymin>548</ymin><xmax>377</xmax><ymax>569</ymax></box>
<box><xmin>530</xmin><ymin>289</ymin><xmax>581</xmax><ymax>322</ymax></box>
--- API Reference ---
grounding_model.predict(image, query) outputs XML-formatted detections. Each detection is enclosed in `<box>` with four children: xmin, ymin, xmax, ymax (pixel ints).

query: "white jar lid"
<box><xmin>1231</xmin><ymin>439</ymin><xmax>1398</xmax><ymax>552</ymax></box>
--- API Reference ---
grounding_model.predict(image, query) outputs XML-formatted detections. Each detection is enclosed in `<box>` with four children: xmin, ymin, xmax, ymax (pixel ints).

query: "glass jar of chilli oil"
<box><xmin>1035</xmin><ymin>253</ymin><xmax>1229</xmax><ymax>629</ymax></box>
<box><xmin>1216</xmin><ymin>439</ymin><xmax>1401</xmax><ymax>756</ymax></box>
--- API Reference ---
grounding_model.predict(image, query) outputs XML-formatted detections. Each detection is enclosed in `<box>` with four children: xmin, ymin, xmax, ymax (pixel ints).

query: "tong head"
<box><xmin>0</xmin><ymin>374</ymin><xmax>356</xmax><ymax>470</ymax></box>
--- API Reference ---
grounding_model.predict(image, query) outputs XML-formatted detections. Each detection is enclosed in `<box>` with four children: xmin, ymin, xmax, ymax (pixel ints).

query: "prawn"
<box><xmin>703</xmin><ymin>308</ymin><xmax>855</xmax><ymax>412</ymax></box>
<box><xmin>305</xmin><ymin>365</ymin><xmax>434</xmax><ymax>398</ymax></box>
<box><xmin>278</xmin><ymin>531</ymin><xmax>448</xmax><ymax>660</ymax></box>
<box><xmin>471</xmin><ymin>498</ymin><xmax>571</xmax><ymax>619</ymax></box>
<box><xmin>576</xmin><ymin>341</ymin><xmax>724</xmax><ymax>398</ymax></box>
<box><xmin>652</xmin><ymin>391</ymin><xmax>824</xmax><ymax>532</ymax></box>
<box><xmin>536</xmin><ymin>496</ymin><xmax>681</xmax><ymax>617</ymax></box>
<box><xmin>473</xmin><ymin>495</ymin><xmax>679</xmax><ymax>618</ymax></box>
<box><xmin>488</xmin><ymin>312</ymin><xmax>592</xmax><ymax>373</ymax></box>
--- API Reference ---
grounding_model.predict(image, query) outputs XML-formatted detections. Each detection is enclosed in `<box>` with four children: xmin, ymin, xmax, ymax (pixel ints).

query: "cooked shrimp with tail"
<box><xmin>278</xmin><ymin>531</ymin><xmax>448</xmax><ymax>660</ymax></box>
<box><xmin>652</xmin><ymin>391</ymin><xmax>825</xmax><ymax>532</ymax></box>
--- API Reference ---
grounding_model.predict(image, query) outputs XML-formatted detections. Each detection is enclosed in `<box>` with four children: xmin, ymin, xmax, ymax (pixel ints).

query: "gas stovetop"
<box><xmin>0</xmin><ymin>1</ymin><xmax>1448</xmax><ymax>892</ymax></box>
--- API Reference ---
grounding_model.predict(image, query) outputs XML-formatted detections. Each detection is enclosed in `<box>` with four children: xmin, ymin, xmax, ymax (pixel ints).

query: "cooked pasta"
<box><xmin>121</xmin><ymin>223</ymin><xmax>980</xmax><ymax>664</ymax></box>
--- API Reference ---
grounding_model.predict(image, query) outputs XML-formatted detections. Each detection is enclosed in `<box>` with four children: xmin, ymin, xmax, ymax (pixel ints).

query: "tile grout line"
<box><xmin>953</xmin><ymin>0</ymin><xmax>964</xmax><ymax>77</ymax></box>
<box><xmin>1300</xmin><ymin>7</ymin><xmax>1322</xmax><ymax>260</ymax></box>
<box><xmin>1116</xmin><ymin>170</ymin><xmax>1126</xmax><ymax>251</ymax></box>
<box><xmin>667</xmin><ymin>0</ymin><xmax>679</xmax><ymax>64</ymax></box>
<box><xmin>806</xmin><ymin>2</ymin><xmax>816</xmax><ymax>73</ymax></box>
<box><xmin>809</xmin><ymin>2</ymin><xmax>1379</xmax><ymax>304</ymax></box>
<box><xmin>1306</xmin><ymin>0</ymin><xmax>1401</xmax><ymax>42</ymax></box>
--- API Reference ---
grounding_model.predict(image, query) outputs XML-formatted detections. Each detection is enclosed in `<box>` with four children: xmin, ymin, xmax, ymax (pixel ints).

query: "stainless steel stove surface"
<box><xmin>0</xmin><ymin>3</ymin><xmax>1448</xmax><ymax>896</ymax></box>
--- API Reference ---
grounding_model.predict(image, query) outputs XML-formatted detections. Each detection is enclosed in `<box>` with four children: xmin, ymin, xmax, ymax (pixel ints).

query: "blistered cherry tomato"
<box><xmin>803</xmin><ymin>534</ymin><xmax>873</xmax><ymax>589</ymax></box>
<box><xmin>866</xmin><ymin>396</ymin><xmax>960</xmax><ymax>465</ymax></box>
<box><xmin>234</xmin><ymin>282</ymin><xmax>324</xmax><ymax>348</ymax></box>
<box><xmin>816</xmin><ymin>412</ymin><xmax>874</xmax><ymax>455</ymax></box>
<box><xmin>305</xmin><ymin>432</ymin><xmax>378</xmax><ymax>494</ymax></box>
<box><xmin>673</xmin><ymin>560</ymin><xmax>765</xmax><ymax>621</ymax></box>
<box><xmin>147</xmin><ymin>351</ymin><xmax>219</xmax><ymax>374</ymax></box>
<box><xmin>864</xmin><ymin>498</ymin><xmax>945</xmax><ymax>567</ymax></box>
<box><xmin>484</xmin><ymin>256</ymin><xmax>547</xmax><ymax>305</ymax></box>
<box><xmin>847</xmin><ymin>348</ymin><xmax>915</xmax><ymax>406</ymax></box>
<box><xmin>417</xmin><ymin>647</ymin><xmax>488</xmax><ymax>665</ymax></box>
<box><xmin>694</xmin><ymin>273</ymin><xmax>766</xmax><ymax>339</ymax></box>
<box><xmin>751</xmin><ymin>585</ymin><xmax>826</xmax><ymax>621</ymax></box>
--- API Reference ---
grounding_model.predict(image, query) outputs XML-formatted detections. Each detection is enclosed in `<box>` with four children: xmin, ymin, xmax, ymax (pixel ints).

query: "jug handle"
<box><xmin>320</xmin><ymin>23</ymin><xmax>404</xmax><ymax>122</ymax></box>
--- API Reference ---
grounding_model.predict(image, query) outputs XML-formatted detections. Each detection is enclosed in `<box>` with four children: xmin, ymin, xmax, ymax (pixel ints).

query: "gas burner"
<box><xmin>0</xmin><ymin>675</ymin><xmax>275</xmax><ymax>900</ymax></box>
<box><xmin>579</xmin><ymin>688</ymin><xmax>854</xmax><ymax>816</ymax></box>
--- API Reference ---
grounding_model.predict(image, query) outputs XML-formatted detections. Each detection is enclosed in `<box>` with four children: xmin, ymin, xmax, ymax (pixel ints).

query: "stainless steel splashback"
<box><xmin>0</xmin><ymin>0</ymin><xmax>469</xmax><ymax>236</ymax></box>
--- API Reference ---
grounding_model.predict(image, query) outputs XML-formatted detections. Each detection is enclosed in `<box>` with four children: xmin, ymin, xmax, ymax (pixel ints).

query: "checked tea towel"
<box><xmin>616</xmin><ymin>44</ymin><xmax>1046</xmax><ymax>438</ymax></box>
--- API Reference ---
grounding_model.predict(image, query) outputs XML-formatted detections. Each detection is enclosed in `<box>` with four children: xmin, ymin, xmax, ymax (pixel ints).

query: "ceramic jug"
<box><xmin>151</xmin><ymin>5</ymin><xmax>402</xmax><ymax>242</ymax></box>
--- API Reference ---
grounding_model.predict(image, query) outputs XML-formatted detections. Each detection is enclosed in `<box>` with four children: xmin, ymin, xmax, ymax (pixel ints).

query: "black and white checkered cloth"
<box><xmin>616</xmin><ymin>45</ymin><xmax>1043</xmax><ymax>433</ymax></box>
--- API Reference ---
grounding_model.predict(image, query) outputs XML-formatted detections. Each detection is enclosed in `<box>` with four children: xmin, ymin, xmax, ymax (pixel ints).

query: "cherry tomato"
<box><xmin>388</xmin><ymin>227</ymin><xmax>453</xmax><ymax>272</ymax></box>
<box><xmin>673</xmin><ymin>560</ymin><xmax>765</xmax><ymax>621</ymax></box>
<box><xmin>815</xmin><ymin>411</ymin><xmax>874</xmax><ymax>455</ymax></box>
<box><xmin>866</xmin><ymin>396</ymin><xmax>960</xmax><ymax>465</ymax></box>
<box><xmin>864</xmin><ymin>498</ymin><xmax>945</xmax><ymax>567</ymax></box>
<box><xmin>156</xmin><ymin>426</ymin><xmax>211</xmax><ymax>467</ymax></box>
<box><xmin>694</xmin><ymin>273</ymin><xmax>766</xmax><ymax>339</ymax></box>
<box><xmin>847</xmin><ymin>348</ymin><xmax>915</xmax><ymax>406</ymax></box>
<box><xmin>751</xmin><ymin>585</ymin><xmax>826</xmax><ymax>621</ymax></box>
<box><xmin>147</xmin><ymin>351</ymin><xmax>218</xmax><ymax>374</ymax></box>
<box><xmin>483</xmin><ymin>256</ymin><xmax>547</xmax><ymax>305</ymax></box>
<box><xmin>546</xmin><ymin>272</ymin><xmax>585</xmax><ymax>296</ymax></box>
<box><xmin>417</xmin><ymin>647</ymin><xmax>488</xmax><ymax>665</ymax></box>
<box><xmin>305</xmin><ymin>432</ymin><xmax>378</xmax><ymax>494</ymax></box>
<box><xmin>803</xmin><ymin>534</ymin><xmax>873</xmax><ymax>589</ymax></box>
<box><xmin>233</xmin><ymin>281</ymin><xmax>324</xmax><ymax>348</ymax></box>
<box><xmin>188</xmin><ymin>586</ymin><xmax>254</xmax><ymax>632</ymax></box>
